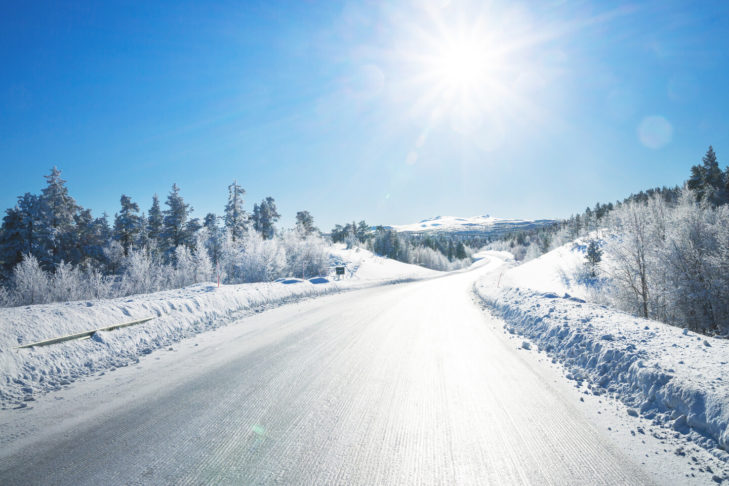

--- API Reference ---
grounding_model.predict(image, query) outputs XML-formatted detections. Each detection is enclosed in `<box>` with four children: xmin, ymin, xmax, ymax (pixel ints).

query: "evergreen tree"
<box><xmin>252</xmin><ymin>197</ymin><xmax>280</xmax><ymax>239</ymax></box>
<box><xmin>38</xmin><ymin>167</ymin><xmax>79</xmax><ymax>267</ymax></box>
<box><xmin>203</xmin><ymin>213</ymin><xmax>223</xmax><ymax>265</ymax></box>
<box><xmin>113</xmin><ymin>195</ymin><xmax>141</xmax><ymax>256</ymax></box>
<box><xmin>295</xmin><ymin>211</ymin><xmax>316</xmax><ymax>236</ymax></box>
<box><xmin>585</xmin><ymin>239</ymin><xmax>603</xmax><ymax>277</ymax></box>
<box><xmin>455</xmin><ymin>241</ymin><xmax>467</xmax><ymax>260</ymax></box>
<box><xmin>147</xmin><ymin>194</ymin><xmax>164</xmax><ymax>246</ymax></box>
<box><xmin>356</xmin><ymin>221</ymin><xmax>370</xmax><ymax>242</ymax></box>
<box><xmin>0</xmin><ymin>193</ymin><xmax>40</xmax><ymax>277</ymax></box>
<box><xmin>185</xmin><ymin>217</ymin><xmax>202</xmax><ymax>249</ymax></box>
<box><xmin>161</xmin><ymin>184</ymin><xmax>192</xmax><ymax>258</ymax></box>
<box><xmin>224</xmin><ymin>180</ymin><xmax>247</xmax><ymax>241</ymax></box>
<box><xmin>688</xmin><ymin>146</ymin><xmax>725</xmax><ymax>205</ymax></box>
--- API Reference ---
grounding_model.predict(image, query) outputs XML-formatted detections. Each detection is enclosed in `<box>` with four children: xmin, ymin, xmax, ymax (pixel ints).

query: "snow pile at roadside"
<box><xmin>475</xmin><ymin>283</ymin><xmax>729</xmax><ymax>457</ymax></box>
<box><xmin>501</xmin><ymin>238</ymin><xmax>600</xmax><ymax>300</ymax></box>
<box><xmin>0</xmin><ymin>247</ymin><xmax>438</xmax><ymax>408</ymax></box>
<box><xmin>329</xmin><ymin>246</ymin><xmax>438</xmax><ymax>281</ymax></box>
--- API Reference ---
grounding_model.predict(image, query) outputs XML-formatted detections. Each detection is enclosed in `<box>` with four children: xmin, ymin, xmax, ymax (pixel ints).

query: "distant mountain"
<box><xmin>387</xmin><ymin>215</ymin><xmax>556</xmax><ymax>237</ymax></box>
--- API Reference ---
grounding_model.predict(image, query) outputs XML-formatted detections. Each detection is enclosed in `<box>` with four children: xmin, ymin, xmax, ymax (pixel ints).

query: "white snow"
<box><xmin>475</xmin><ymin>250</ymin><xmax>729</xmax><ymax>459</ymax></box>
<box><xmin>0</xmin><ymin>246</ymin><xmax>437</xmax><ymax>408</ymax></box>
<box><xmin>500</xmin><ymin>237</ymin><xmax>597</xmax><ymax>300</ymax></box>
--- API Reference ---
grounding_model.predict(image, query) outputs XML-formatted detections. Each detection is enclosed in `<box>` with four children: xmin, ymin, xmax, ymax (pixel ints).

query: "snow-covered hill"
<box><xmin>390</xmin><ymin>215</ymin><xmax>555</xmax><ymax>236</ymax></box>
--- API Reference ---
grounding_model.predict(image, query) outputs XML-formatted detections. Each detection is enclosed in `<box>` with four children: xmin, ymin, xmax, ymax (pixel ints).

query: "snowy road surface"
<box><xmin>0</xmin><ymin>261</ymin><xmax>655</xmax><ymax>485</ymax></box>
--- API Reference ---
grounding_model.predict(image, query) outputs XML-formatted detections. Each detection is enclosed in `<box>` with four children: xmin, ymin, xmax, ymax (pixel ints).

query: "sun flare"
<box><xmin>432</xmin><ymin>38</ymin><xmax>491</xmax><ymax>94</ymax></box>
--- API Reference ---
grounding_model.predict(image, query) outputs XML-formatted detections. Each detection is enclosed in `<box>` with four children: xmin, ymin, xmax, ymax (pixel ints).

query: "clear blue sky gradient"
<box><xmin>1</xmin><ymin>0</ymin><xmax>728</xmax><ymax>229</ymax></box>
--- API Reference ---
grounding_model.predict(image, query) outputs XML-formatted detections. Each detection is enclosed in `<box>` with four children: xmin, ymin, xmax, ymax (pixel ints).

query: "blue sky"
<box><xmin>1</xmin><ymin>0</ymin><xmax>728</xmax><ymax>230</ymax></box>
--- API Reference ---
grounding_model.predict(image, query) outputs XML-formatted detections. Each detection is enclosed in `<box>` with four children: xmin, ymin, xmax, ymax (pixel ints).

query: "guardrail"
<box><xmin>13</xmin><ymin>316</ymin><xmax>155</xmax><ymax>349</ymax></box>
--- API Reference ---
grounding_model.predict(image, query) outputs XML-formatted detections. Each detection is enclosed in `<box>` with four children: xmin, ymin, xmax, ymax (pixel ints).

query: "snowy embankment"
<box><xmin>475</xmin><ymin>250</ymin><xmax>729</xmax><ymax>458</ymax></box>
<box><xmin>500</xmin><ymin>237</ymin><xmax>599</xmax><ymax>300</ymax></box>
<box><xmin>0</xmin><ymin>247</ymin><xmax>437</xmax><ymax>408</ymax></box>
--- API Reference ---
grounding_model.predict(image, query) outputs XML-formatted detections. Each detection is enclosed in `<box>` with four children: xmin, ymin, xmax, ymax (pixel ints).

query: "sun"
<box><xmin>431</xmin><ymin>38</ymin><xmax>491</xmax><ymax>94</ymax></box>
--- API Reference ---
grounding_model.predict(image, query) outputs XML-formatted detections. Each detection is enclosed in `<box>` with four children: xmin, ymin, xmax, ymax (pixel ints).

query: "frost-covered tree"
<box><xmin>12</xmin><ymin>253</ymin><xmax>49</xmax><ymax>305</ymax></box>
<box><xmin>202</xmin><ymin>213</ymin><xmax>223</xmax><ymax>265</ymax></box>
<box><xmin>688</xmin><ymin>146</ymin><xmax>726</xmax><ymax>205</ymax></box>
<box><xmin>606</xmin><ymin>201</ymin><xmax>654</xmax><ymax>318</ymax></box>
<box><xmin>283</xmin><ymin>230</ymin><xmax>328</xmax><ymax>278</ymax></box>
<box><xmin>224</xmin><ymin>181</ymin><xmax>247</xmax><ymax>241</ymax></box>
<box><xmin>161</xmin><ymin>184</ymin><xmax>192</xmax><ymax>258</ymax></box>
<box><xmin>147</xmin><ymin>194</ymin><xmax>164</xmax><ymax>248</ymax></box>
<box><xmin>585</xmin><ymin>239</ymin><xmax>603</xmax><ymax>277</ymax></box>
<box><xmin>37</xmin><ymin>167</ymin><xmax>79</xmax><ymax>267</ymax></box>
<box><xmin>72</xmin><ymin>208</ymin><xmax>108</xmax><ymax>268</ymax></box>
<box><xmin>252</xmin><ymin>197</ymin><xmax>280</xmax><ymax>240</ymax></box>
<box><xmin>113</xmin><ymin>195</ymin><xmax>141</xmax><ymax>256</ymax></box>
<box><xmin>0</xmin><ymin>193</ymin><xmax>40</xmax><ymax>277</ymax></box>
<box><xmin>295</xmin><ymin>210</ymin><xmax>316</xmax><ymax>236</ymax></box>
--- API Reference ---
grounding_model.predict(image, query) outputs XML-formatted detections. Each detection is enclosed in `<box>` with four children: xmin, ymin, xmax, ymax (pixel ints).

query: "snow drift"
<box><xmin>475</xmin><ymin>282</ymin><xmax>729</xmax><ymax>456</ymax></box>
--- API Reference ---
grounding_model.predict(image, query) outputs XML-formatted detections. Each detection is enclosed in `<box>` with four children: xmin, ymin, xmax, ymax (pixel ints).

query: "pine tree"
<box><xmin>224</xmin><ymin>181</ymin><xmax>247</xmax><ymax>241</ymax></box>
<box><xmin>356</xmin><ymin>221</ymin><xmax>369</xmax><ymax>242</ymax></box>
<box><xmin>161</xmin><ymin>184</ymin><xmax>192</xmax><ymax>258</ymax></box>
<box><xmin>688</xmin><ymin>146</ymin><xmax>724</xmax><ymax>205</ymax></box>
<box><xmin>295</xmin><ymin>211</ymin><xmax>315</xmax><ymax>236</ymax></box>
<box><xmin>147</xmin><ymin>194</ymin><xmax>164</xmax><ymax>246</ymax></box>
<box><xmin>252</xmin><ymin>197</ymin><xmax>280</xmax><ymax>239</ymax></box>
<box><xmin>0</xmin><ymin>193</ymin><xmax>40</xmax><ymax>277</ymax></box>
<box><xmin>455</xmin><ymin>241</ymin><xmax>467</xmax><ymax>260</ymax></box>
<box><xmin>203</xmin><ymin>213</ymin><xmax>223</xmax><ymax>265</ymax></box>
<box><xmin>38</xmin><ymin>167</ymin><xmax>79</xmax><ymax>267</ymax></box>
<box><xmin>585</xmin><ymin>239</ymin><xmax>603</xmax><ymax>277</ymax></box>
<box><xmin>113</xmin><ymin>195</ymin><xmax>141</xmax><ymax>256</ymax></box>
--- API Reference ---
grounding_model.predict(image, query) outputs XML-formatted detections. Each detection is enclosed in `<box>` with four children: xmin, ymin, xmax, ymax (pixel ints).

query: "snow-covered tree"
<box><xmin>252</xmin><ymin>197</ymin><xmax>280</xmax><ymax>240</ymax></box>
<box><xmin>37</xmin><ymin>167</ymin><xmax>79</xmax><ymax>268</ymax></box>
<box><xmin>295</xmin><ymin>210</ymin><xmax>316</xmax><ymax>236</ymax></box>
<box><xmin>688</xmin><ymin>146</ymin><xmax>726</xmax><ymax>206</ymax></box>
<box><xmin>0</xmin><ymin>194</ymin><xmax>40</xmax><ymax>277</ymax></box>
<box><xmin>12</xmin><ymin>253</ymin><xmax>49</xmax><ymax>305</ymax></box>
<box><xmin>224</xmin><ymin>181</ymin><xmax>247</xmax><ymax>241</ymax></box>
<box><xmin>161</xmin><ymin>184</ymin><xmax>192</xmax><ymax>258</ymax></box>
<box><xmin>585</xmin><ymin>239</ymin><xmax>603</xmax><ymax>277</ymax></box>
<box><xmin>113</xmin><ymin>195</ymin><xmax>141</xmax><ymax>256</ymax></box>
<box><xmin>147</xmin><ymin>194</ymin><xmax>164</xmax><ymax>248</ymax></box>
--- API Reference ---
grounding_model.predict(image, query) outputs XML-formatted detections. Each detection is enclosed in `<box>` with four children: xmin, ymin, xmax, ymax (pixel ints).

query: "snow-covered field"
<box><xmin>0</xmin><ymin>246</ymin><xmax>437</xmax><ymax>408</ymax></box>
<box><xmin>475</xmin><ymin>249</ymin><xmax>729</xmax><ymax>464</ymax></box>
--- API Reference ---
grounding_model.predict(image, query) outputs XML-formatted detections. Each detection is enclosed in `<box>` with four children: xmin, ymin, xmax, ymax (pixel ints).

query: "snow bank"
<box><xmin>501</xmin><ymin>238</ymin><xmax>599</xmax><ymax>300</ymax></box>
<box><xmin>0</xmin><ymin>247</ymin><xmax>437</xmax><ymax>408</ymax></box>
<box><xmin>475</xmin><ymin>283</ymin><xmax>729</xmax><ymax>456</ymax></box>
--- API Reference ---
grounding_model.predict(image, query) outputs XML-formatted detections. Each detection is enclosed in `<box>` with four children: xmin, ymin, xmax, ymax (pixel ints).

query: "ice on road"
<box><xmin>0</xmin><ymin>262</ymin><xmax>651</xmax><ymax>485</ymax></box>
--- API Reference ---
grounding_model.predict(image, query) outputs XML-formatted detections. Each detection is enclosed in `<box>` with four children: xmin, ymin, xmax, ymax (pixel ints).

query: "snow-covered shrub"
<box><xmin>282</xmin><ymin>231</ymin><xmax>329</xmax><ymax>278</ymax></box>
<box><xmin>235</xmin><ymin>230</ymin><xmax>286</xmax><ymax>282</ymax></box>
<box><xmin>49</xmin><ymin>261</ymin><xmax>84</xmax><ymax>302</ymax></box>
<box><xmin>0</xmin><ymin>285</ymin><xmax>15</xmax><ymax>307</ymax></box>
<box><xmin>12</xmin><ymin>254</ymin><xmax>49</xmax><ymax>305</ymax></box>
<box><xmin>121</xmin><ymin>249</ymin><xmax>158</xmax><ymax>295</ymax></box>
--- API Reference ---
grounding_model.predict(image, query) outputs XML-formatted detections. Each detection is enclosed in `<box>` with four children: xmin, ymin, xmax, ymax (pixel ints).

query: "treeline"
<box><xmin>0</xmin><ymin>168</ymin><xmax>329</xmax><ymax>306</ymax></box>
<box><xmin>330</xmin><ymin>221</ymin><xmax>473</xmax><ymax>271</ymax></box>
<box><xmin>490</xmin><ymin>146</ymin><xmax>729</xmax><ymax>335</ymax></box>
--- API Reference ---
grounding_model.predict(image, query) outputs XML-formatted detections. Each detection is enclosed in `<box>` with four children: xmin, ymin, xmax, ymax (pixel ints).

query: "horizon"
<box><xmin>2</xmin><ymin>1</ymin><xmax>728</xmax><ymax>229</ymax></box>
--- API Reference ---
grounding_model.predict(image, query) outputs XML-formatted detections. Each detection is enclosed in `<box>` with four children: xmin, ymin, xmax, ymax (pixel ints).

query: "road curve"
<box><xmin>0</xmin><ymin>261</ymin><xmax>652</xmax><ymax>485</ymax></box>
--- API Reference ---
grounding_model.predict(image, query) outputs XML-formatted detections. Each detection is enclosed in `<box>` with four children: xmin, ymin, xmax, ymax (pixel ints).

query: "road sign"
<box><xmin>335</xmin><ymin>266</ymin><xmax>345</xmax><ymax>276</ymax></box>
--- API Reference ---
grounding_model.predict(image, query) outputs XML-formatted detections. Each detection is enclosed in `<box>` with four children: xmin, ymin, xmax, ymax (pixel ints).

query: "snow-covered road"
<box><xmin>0</xmin><ymin>259</ymin><xmax>677</xmax><ymax>484</ymax></box>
